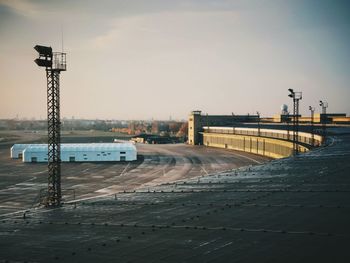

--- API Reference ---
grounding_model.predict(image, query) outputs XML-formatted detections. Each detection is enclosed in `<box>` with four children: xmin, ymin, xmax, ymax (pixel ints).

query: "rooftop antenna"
<box><xmin>61</xmin><ymin>24</ymin><xmax>64</xmax><ymax>53</ymax></box>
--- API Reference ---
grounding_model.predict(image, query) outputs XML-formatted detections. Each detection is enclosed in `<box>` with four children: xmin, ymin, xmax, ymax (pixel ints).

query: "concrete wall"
<box><xmin>188</xmin><ymin>111</ymin><xmax>259</xmax><ymax>145</ymax></box>
<box><xmin>202</xmin><ymin>132</ymin><xmax>308</xmax><ymax>159</ymax></box>
<box><xmin>204</xmin><ymin>127</ymin><xmax>323</xmax><ymax>147</ymax></box>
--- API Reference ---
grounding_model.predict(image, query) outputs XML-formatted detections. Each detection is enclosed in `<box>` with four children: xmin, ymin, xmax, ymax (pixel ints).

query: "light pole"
<box><xmin>309</xmin><ymin>106</ymin><xmax>315</xmax><ymax>146</ymax></box>
<box><xmin>319</xmin><ymin>100</ymin><xmax>328</xmax><ymax>142</ymax></box>
<box><xmin>286</xmin><ymin>112</ymin><xmax>290</xmax><ymax>140</ymax></box>
<box><xmin>256</xmin><ymin>111</ymin><xmax>260</xmax><ymax>136</ymax></box>
<box><xmin>319</xmin><ymin>100</ymin><xmax>328</xmax><ymax>114</ymax></box>
<box><xmin>288</xmin><ymin>89</ymin><xmax>302</xmax><ymax>155</ymax></box>
<box><xmin>232</xmin><ymin>112</ymin><xmax>235</xmax><ymax>134</ymax></box>
<box><xmin>206</xmin><ymin>113</ymin><xmax>209</xmax><ymax>131</ymax></box>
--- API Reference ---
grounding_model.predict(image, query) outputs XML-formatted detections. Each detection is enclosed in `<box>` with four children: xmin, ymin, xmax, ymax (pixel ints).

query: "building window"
<box><xmin>97</xmin><ymin>154</ymin><xmax>100</xmax><ymax>156</ymax></box>
<box><xmin>120</xmin><ymin>156</ymin><xmax>126</xmax><ymax>161</ymax></box>
<box><xmin>120</xmin><ymin>151</ymin><xmax>126</xmax><ymax>154</ymax></box>
<box><xmin>83</xmin><ymin>154</ymin><xmax>87</xmax><ymax>156</ymax></box>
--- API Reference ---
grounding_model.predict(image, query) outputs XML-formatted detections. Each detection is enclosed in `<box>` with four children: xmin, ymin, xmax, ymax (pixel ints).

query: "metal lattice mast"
<box><xmin>319</xmin><ymin>100</ymin><xmax>328</xmax><ymax>144</ymax></box>
<box><xmin>34</xmin><ymin>45</ymin><xmax>66</xmax><ymax>207</ymax></box>
<box><xmin>288</xmin><ymin>89</ymin><xmax>302</xmax><ymax>156</ymax></box>
<box><xmin>291</xmin><ymin>98</ymin><xmax>296</xmax><ymax>154</ymax></box>
<box><xmin>46</xmin><ymin>69</ymin><xmax>61</xmax><ymax>206</ymax></box>
<box><xmin>295</xmin><ymin>98</ymin><xmax>300</xmax><ymax>154</ymax></box>
<box><xmin>309</xmin><ymin>106</ymin><xmax>315</xmax><ymax>146</ymax></box>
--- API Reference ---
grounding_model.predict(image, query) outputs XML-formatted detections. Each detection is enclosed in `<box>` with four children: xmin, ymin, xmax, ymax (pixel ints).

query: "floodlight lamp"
<box><xmin>288</xmin><ymin>94</ymin><xmax>293</xmax><ymax>98</ymax></box>
<box><xmin>34</xmin><ymin>45</ymin><xmax>52</xmax><ymax>56</ymax></box>
<box><xmin>34</xmin><ymin>58</ymin><xmax>52</xmax><ymax>67</ymax></box>
<box><xmin>288</xmin><ymin>88</ymin><xmax>294</xmax><ymax>94</ymax></box>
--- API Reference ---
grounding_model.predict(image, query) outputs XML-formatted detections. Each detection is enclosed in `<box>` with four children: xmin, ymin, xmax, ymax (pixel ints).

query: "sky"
<box><xmin>0</xmin><ymin>0</ymin><xmax>349</xmax><ymax>120</ymax></box>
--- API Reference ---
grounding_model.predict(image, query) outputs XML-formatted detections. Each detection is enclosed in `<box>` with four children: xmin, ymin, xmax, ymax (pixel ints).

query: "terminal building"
<box><xmin>188</xmin><ymin>110</ymin><xmax>259</xmax><ymax>145</ymax></box>
<box><xmin>11</xmin><ymin>143</ymin><xmax>137</xmax><ymax>162</ymax></box>
<box><xmin>187</xmin><ymin>110</ymin><xmax>325</xmax><ymax>159</ymax></box>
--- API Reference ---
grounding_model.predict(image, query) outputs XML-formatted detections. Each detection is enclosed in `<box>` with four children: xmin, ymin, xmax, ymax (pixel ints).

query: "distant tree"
<box><xmin>176</xmin><ymin>122</ymin><xmax>188</xmax><ymax>137</ymax></box>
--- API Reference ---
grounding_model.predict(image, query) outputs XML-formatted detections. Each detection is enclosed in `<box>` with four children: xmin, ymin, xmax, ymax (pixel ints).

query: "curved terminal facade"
<box><xmin>201</xmin><ymin>127</ymin><xmax>320</xmax><ymax>159</ymax></box>
<box><xmin>188</xmin><ymin>111</ymin><xmax>323</xmax><ymax>159</ymax></box>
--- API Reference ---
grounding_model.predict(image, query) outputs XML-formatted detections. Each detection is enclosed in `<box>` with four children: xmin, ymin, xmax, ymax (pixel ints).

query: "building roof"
<box><xmin>16</xmin><ymin>143</ymin><xmax>136</xmax><ymax>152</ymax></box>
<box><xmin>11</xmin><ymin>144</ymin><xmax>45</xmax><ymax>150</ymax></box>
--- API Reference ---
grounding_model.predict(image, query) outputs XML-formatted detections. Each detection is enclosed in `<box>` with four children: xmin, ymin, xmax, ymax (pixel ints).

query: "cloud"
<box><xmin>88</xmin><ymin>10</ymin><xmax>240</xmax><ymax>51</ymax></box>
<box><xmin>0</xmin><ymin>0</ymin><xmax>40</xmax><ymax>18</ymax></box>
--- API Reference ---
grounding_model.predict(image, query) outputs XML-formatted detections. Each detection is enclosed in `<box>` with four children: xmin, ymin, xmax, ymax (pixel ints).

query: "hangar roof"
<box><xmin>16</xmin><ymin>143</ymin><xmax>136</xmax><ymax>152</ymax></box>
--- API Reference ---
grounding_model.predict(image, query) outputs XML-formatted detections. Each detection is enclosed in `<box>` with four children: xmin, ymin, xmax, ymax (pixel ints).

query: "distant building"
<box><xmin>151</xmin><ymin>121</ymin><xmax>159</xmax><ymax>134</ymax></box>
<box><xmin>11</xmin><ymin>143</ymin><xmax>137</xmax><ymax>162</ymax></box>
<box><xmin>130</xmin><ymin>133</ymin><xmax>174</xmax><ymax>144</ymax></box>
<box><xmin>128</xmin><ymin>122</ymin><xmax>136</xmax><ymax>134</ymax></box>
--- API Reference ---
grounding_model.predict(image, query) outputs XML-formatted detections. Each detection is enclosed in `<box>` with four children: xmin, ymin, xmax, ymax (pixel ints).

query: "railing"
<box><xmin>52</xmin><ymin>52</ymin><xmax>67</xmax><ymax>71</ymax></box>
<box><xmin>203</xmin><ymin>127</ymin><xmax>323</xmax><ymax>147</ymax></box>
<box><xmin>200</xmin><ymin>126</ymin><xmax>323</xmax><ymax>159</ymax></box>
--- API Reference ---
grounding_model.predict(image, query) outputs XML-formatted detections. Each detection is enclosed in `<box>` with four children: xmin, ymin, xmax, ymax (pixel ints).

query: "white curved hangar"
<box><xmin>11</xmin><ymin>143</ymin><xmax>137</xmax><ymax>162</ymax></box>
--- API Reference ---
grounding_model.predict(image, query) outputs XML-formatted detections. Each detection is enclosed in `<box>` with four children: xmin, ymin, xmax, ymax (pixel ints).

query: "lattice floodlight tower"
<box><xmin>319</xmin><ymin>100</ymin><xmax>328</xmax><ymax>141</ymax></box>
<box><xmin>288</xmin><ymin>89</ymin><xmax>302</xmax><ymax>155</ymax></box>
<box><xmin>34</xmin><ymin>45</ymin><xmax>66</xmax><ymax>207</ymax></box>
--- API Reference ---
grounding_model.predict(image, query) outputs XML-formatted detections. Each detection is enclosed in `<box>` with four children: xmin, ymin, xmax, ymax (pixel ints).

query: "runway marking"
<box><xmin>66</xmin><ymin>193</ymin><xmax>111</xmax><ymax>203</ymax></box>
<box><xmin>120</xmin><ymin>163</ymin><xmax>130</xmax><ymax>176</ymax></box>
<box><xmin>204</xmin><ymin>241</ymin><xmax>233</xmax><ymax>255</ymax></box>
<box><xmin>201</xmin><ymin>166</ymin><xmax>209</xmax><ymax>175</ymax></box>
<box><xmin>33</xmin><ymin>170</ymin><xmax>46</xmax><ymax>175</ymax></box>
<box><xmin>231</xmin><ymin>151</ymin><xmax>263</xmax><ymax>164</ymax></box>
<box><xmin>0</xmin><ymin>176</ymin><xmax>39</xmax><ymax>192</ymax></box>
<box><xmin>193</xmin><ymin>238</ymin><xmax>220</xmax><ymax>249</ymax></box>
<box><xmin>0</xmin><ymin>205</ymin><xmax>21</xmax><ymax>209</ymax></box>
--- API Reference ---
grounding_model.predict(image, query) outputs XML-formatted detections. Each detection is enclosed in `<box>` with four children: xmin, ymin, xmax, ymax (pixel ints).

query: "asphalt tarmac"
<box><xmin>0</xmin><ymin>131</ymin><xmax>269</xmax><ymax>216</ymax></box>
<box><xmin>1</xmin><ymin>130</ymin><xmax>350</xmax><ymax>262</ymax></box>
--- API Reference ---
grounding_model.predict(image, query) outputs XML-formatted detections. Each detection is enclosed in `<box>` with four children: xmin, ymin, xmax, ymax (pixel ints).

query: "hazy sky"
<box><xmin>1</xmin><ymin>0</ymin><xmax>349</xmax><ymax>120</ymax></box>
